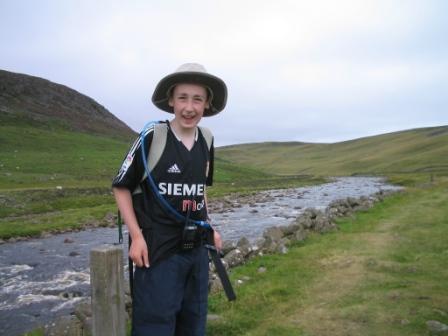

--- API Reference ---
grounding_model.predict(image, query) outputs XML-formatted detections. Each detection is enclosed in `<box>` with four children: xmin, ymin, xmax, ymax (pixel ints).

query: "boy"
<box><xmin>112</xmin><ymin>63</ymin><xmax>227</xmax><ymax>336</ymax></box>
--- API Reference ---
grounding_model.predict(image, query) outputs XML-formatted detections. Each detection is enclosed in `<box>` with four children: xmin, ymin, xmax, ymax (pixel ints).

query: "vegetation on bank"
<box><xmin>206</xmin><ymin>176</ymin><xmax>448</xmax><ymax>335</ymax></box>
<box><xmin>0</xmin><ymin>173</ymin><xmax>324</xmax><ymax>239</ymax></box>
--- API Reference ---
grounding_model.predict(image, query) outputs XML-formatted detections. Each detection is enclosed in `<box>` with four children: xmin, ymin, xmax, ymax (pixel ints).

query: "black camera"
<box><xmin>181</xmin><ymin>199</ymin><xmax>198</xmax><ymax>250</ymax></box>
<box><xmin>181</xmin><ymin>223</ymin><xmax>198</xmax><ymax>250</ymax></box>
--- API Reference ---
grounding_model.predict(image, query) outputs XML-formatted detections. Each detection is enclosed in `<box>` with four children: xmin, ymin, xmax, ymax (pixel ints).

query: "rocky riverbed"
<box><xmin>0</xmin><ymin>177</ymin><xmax>402</xmax><ymax>336</ymax></box>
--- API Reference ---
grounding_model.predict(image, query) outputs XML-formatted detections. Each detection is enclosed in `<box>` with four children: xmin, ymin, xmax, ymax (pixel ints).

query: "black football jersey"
<box><xmin>112</xmin><ymin>121</ymin><xmax>214</xmax><ymax>264</ymax></box>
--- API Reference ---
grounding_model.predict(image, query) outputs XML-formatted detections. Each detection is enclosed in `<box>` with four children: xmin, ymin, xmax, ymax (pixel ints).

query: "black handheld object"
<box><xmin>181</xmin><ymin>200</ymin><xmax>198</xmax><ymax>250</ymax></box>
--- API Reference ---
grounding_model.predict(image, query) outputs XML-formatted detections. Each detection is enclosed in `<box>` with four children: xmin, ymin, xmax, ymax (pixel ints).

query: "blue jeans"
<box><xmin>132</xmin><ymin>246</ymin><xmax>209</xmax><ymax>336</ymax></box>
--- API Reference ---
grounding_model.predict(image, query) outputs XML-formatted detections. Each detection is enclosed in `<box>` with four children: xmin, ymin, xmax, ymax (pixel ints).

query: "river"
<box><xmin>0</xmin><ymin>177</ymin><xmax>402</xmax><ymax>335</ymax></box>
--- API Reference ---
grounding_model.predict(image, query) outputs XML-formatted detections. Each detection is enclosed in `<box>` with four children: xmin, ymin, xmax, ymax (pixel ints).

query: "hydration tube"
<box><xmin>117</xmin><ymin>210</ymin><xmax>123</xmax><ymax>244</ymax></box>
<box><xmin>140</xmin><ymin>121</ymin><xmax>211</xmax><ymax>229</ymax></box>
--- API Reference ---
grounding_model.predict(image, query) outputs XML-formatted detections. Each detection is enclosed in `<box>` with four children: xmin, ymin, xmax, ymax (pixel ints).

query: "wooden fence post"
<box><xmin>90</xmin><ymin>244</ymin><xmax>126</xmax><ymax>336</ymax></box>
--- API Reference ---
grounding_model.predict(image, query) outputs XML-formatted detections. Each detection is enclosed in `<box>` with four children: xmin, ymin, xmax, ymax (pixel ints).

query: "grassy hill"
<box><xmin>217</xmin><ymin>126</ymin><xmax>448</xmax><ymax>176</ymax></box>
<box><xmin>0</xmin><ymin>115</ymin><xmax>129</xmax><ymax>189</ymax></box>
<box><xmin>0</xmin><ymin>69</ymin><xmax>134</xmax><ymax>139</ymax></box>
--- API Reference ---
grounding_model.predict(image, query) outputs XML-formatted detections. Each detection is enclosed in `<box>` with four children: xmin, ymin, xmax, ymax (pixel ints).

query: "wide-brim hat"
<box><xmin>152</xmin><ymin>63</ymin><xmax>227</xmax><ymax>117</ymax></box>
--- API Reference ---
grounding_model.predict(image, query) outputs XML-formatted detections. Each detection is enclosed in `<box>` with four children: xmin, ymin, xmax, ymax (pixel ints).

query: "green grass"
<box><xmin>207</xmin><ymin>244</ymin><xmax>317</xmax><ymax>335</ymax></box>
<box><xmin>22</xmin><ymin>330</ymin><xmax>44</xmax><ymax>336</ymax></box>
<box><xmin>206</xmin><ymin>178</ymin><xmax>448</xmax><ymax>335</ymax></box>
<box><xmin>0</xmin><ymin>187</ymin><xmax>113</xmax><ymax>218</ymax></box>
<box><xmin>0</xmin><ymin>203</ymin><xmax>115</xmax><ymax>239</ymax></box>
<box><xmin>0</xmin><ymin>123</ymin><xmax>130</xmax><ymax>189</ymax></box>
<box><xmin>217</xmin><ymin>125</ymin><xmax>448</xmax><ymax>176</ymax></box>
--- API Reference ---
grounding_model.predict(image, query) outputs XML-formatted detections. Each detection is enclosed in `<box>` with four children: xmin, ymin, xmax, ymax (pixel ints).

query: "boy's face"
<box><xmin>169</xmin><ymin>83</ymin><xmax>210</xmax><ymax>130</ymax></box>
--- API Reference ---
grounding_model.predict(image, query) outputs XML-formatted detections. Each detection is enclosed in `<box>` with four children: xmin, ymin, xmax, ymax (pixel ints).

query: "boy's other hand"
<box><xmin>130</xmin><ymin>236</ymin><xmax>150</xmax><ymax>268</ymax></box>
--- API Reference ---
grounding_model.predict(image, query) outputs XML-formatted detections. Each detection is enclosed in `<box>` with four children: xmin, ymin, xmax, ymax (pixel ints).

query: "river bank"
<box><xmin>207</xmin><ymin>179</ymin><xmax>448</xmax><ymax>336</ymax></box>
<box><xmin>0</xmin><ymin>177</ymin><xmax>402</xmax><ymax>336</ymax></box>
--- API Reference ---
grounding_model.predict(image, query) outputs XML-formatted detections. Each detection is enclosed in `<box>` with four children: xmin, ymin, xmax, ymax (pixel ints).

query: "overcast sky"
<box><xmin>1</xmin><ymin>0</ymin><xmax>447</xmax><ymax>146</ymax></box>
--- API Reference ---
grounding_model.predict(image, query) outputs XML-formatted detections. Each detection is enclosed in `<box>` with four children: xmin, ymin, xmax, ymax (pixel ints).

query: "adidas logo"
<box><xmin>167</xmin><ymin>164</ymin><xmax>181</xmax><ymax>174</ymax></box>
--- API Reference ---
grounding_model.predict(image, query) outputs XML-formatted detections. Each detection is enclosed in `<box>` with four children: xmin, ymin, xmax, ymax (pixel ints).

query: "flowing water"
<box><xmin>0</xmin><ymin>177</ymin><xmax>402</xmax><ymax>335</ymax></box>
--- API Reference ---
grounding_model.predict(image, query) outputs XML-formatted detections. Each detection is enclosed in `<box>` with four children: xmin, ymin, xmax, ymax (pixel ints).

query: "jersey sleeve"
<box><xmin>206</xmin><ymin>138</ymin><xmax>214</xmax><ymax>186</ymax></box>
<box><xmin>112</xmin><ymin>127</ymin><xmax>154</xmax><ymax>192</ymax></box>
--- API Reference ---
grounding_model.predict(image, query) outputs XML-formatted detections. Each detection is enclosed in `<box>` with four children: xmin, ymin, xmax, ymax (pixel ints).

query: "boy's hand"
<box><xmin>129</xmin><ymin>236</ymin><xmax>150</xmax><ymax>268</ymax></box>
<box><xmin>214</xmin><ymin>230</ymin><xmax>223</xmax><ymax>251</ymax></box>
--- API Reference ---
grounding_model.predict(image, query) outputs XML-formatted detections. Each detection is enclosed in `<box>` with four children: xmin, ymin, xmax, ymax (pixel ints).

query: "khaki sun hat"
<box><xmin>152</xmin><ymin>63</ymin><xmax>228</xmax><ymax>117</ymax></box>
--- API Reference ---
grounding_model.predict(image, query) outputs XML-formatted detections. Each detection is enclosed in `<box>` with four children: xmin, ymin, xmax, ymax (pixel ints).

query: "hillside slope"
<box><xmin>0</xmin><ymin>124</ymin><xmax>132</xmax><ymax>189</ymax></box>
<box><xmin>0</xmin><ymin>70</ymin><xmax>293</xmax><ymax>190</ymax></box>
<box><xmin>0</xmin><ymin>69</ymin><xmax>134</xmax><ymax>140</ymax></box>
<box><xmin>217</xmin><ymin>126</ymin><xmax>448</xmax><ymax>176</ymax></box>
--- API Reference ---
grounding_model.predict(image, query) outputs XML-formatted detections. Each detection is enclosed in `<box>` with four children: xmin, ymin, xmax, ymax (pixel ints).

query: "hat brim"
<box><xmin>152</xmin><ymin>71</ymin><xmax>227</xmax><ymax>117</ymax></box>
